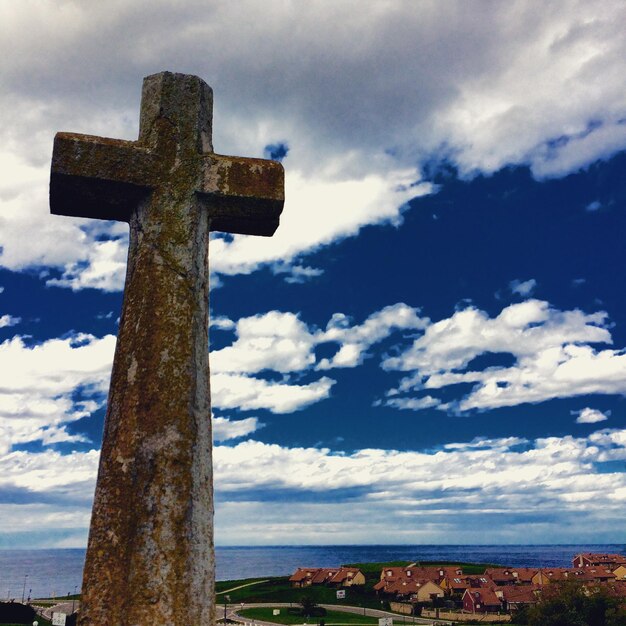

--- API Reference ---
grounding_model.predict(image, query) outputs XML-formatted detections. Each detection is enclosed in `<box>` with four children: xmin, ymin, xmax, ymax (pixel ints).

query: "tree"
<box><xmin>528</xmin><ymin>581</ymin><xmax>626</xmax><ymax>626</ymax></box>
<box><xmin>300</xmin><ymin>595</ymin><xmax>318</xmax><ymax>617</ymax></box>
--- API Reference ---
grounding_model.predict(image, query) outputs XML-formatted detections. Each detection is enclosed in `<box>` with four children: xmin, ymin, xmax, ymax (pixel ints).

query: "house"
<box><xmin>327</xmin><ymin>567</ymin><xmax>365</xmax><ymax>587</ymax></box>
<box><xmin>379</xmin><ymin>566</ymin><xmax>446</xmax><ymax>583</ymax></box>
<box><xmin>413</xmin><ymin>580</ymin><xmax>445</xmax><ymax>603</ymax></box>
<box><xmin>439</xmin><ymin>566</ymin><xmax>464</xmax><ymax>580</ymax></box>
<box><xmin>376</xmin><ymin>565</ymin><xmax>449</xmax><ymax>596</ymax></box>
<box><xmin>382</xmin><ymin>578</ymin><xmax>444</xmax><ymax>603</ymax></box>
<box><xmin>509</xmin><ymin>567</ymin><xmax>539</xmax><ymax>584</ymax></box>
<box><xmin>484</xmin><ymin>568</ymin><xmax>517</xmax><ymax>586</ymax></box>
<box><xmin>439</xmin><ymin>573</ymin><xmax>493</xmax><ymax>595</ymax></box>
<box><xmin>572</xmin><ymin>553</ymin><xmax>626</xmax><ymax>569</ymax></box>
<box><xmin>462</xmin><ymin>588</ymin><xmax>502</xmax><ymax>613</ymax></box>
<box><xmin>532</xmin><ymin>568</ymin><xmax>568</xmax><ymax>585</ymax></box>
<box><xmin>289</xmin><ymin>566</ymin><xmax>364</xmax><ymax>589</ymax></box>
<box><xmin>613</xmin><ymin>565</ymin><xmax>626</xmax><ymax>580</ymax></box>
<box><xmin>495</xmin><ymin>585</ymin><xmax>541</xmax><ymax>610</ymax></box>
<box><xmin>289</xmin><ymin>568</ymin><xmax>319</xmax><ymax>587</ymax></box>
<box><xmin>440</xmin><ymin>575</ymin><xmax>472</xmax><ymax>595</ymax></box>
<box><xmin>560</xmin><ymin>568</ymin><xmax>616</xmax><ymax>584</ymax></box>
<box><xmin>571</xmin><ymin>567</ymin><xmax>615</xmax><ymax>583</ymax></box>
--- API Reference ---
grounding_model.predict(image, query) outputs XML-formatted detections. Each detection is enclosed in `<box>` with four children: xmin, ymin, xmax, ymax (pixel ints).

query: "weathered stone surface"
<box><xmin>49</xmin><ymin>72</ymin><xmax>284</xmax><ymax>625</ymax></box>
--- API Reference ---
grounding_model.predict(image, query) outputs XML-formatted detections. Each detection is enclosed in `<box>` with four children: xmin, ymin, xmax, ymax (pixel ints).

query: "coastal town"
<box><xmin>288</xmin><ymin>552</ymin><xmax>626</xmax><ymax>622</ymax></box>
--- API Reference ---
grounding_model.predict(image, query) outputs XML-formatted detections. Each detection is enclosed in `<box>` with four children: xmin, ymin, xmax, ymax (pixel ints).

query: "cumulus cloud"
<box><xmin>211</xmin><ymin>373</ymin><xmax>334</xmax><ymax>414</ymax></box>
<box><xmin>3</xmin><ymin>424</ymin><xmax>626</xmax><ymax>544</ymax></box>
<box><xmin>0</xmin><ymin>314</ymin><xmax>20</xmax><ymax>328</ymax></box>
<box><xmin>209</xmin><ymin>169</ymin><xmax>427</xmax><ymax>277</ymax></box>
<box><xmin>47</xmin><ymin>236</ymin><xmax>129</xmax><ymax>292</ymax></box>
<box><xmin>574</xmin><ymin>407</ymin><xmax>610</xmax><ymax>424</ymax></box>
<box><xmin>316</xmin><ymin>303</ymin><xmax>428</xmax><ymax>370</ymax></box>
<box><xmin>209</xmin><ymin>304</ymin><xmax>428</xmax><ymax>414</ymax></box>
<box><xmin>0</xmin><ymin>334</ymin><xmax>116</xmax><ymax>453</ymax></box>
<box><xmin>382</xmin><ymin>299</ymin><xmax>626</xmax><ymax>411</ymax></box>
<box><xmin>212</xmin><ymin>428</ymin><xmax>626</xmax><ymax>543</ymax></box>
<box><xmin>0</xmin><ymin>302</ymin><xmax>427</xmax><ymax>451</ymax></box>
<box><xmin>213</xmin><ymin>416</ymin><xmax>262</xmax><ymax>442</ymax></box>
<box><xmin>0</xmin><ymin>1</ymin><xmax>624</xmax><ymax>289</ymax></box>
<box><xmin>3</xmin><ymin>297</ymin><xmax>624</xmax><ymax>456</ymax></box>
<box><xmin>0</xmin><ymin>449</ymin><xmax>98</xmax><ymax>538</ymax></box>
<box><xmin>510</xmin><ymin>278</ymin><xmax>537</xmax><ymax>297</ymax></box>
<box><xmin>211</xmin><ymin>311</ymin><xmax>317</xmax><ymax>374</ymax></box>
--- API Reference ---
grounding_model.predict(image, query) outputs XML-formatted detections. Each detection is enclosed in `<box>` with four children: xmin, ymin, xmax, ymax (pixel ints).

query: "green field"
<box><xmin>216</xmin><ymin>576</ymin><xmax>387</xmax><ymax>610</ymax></box>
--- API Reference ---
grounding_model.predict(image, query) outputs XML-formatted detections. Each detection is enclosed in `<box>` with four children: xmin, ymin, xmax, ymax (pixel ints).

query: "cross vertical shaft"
<box><xmin>50</xmin><ymin>72</ymin><xmax>284</xmax><ymax>624</ymax></box>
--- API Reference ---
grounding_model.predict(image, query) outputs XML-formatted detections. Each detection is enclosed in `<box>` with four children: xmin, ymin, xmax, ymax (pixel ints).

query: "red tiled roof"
<box><xmin>311</xmin><ymin>568</ymin><xmax>339</xmax><ymax>584</ymax></box>
<box><xmin>499</xmin><ymin>585</ymin><xmax>541</xmax><ymax>604</ymax></box>
<box><xmin>464</xmin><ymin>587</ymin><xmax>501</xmax><ymax>607</ymax></box>
<box><xmin>575</xmin><ymin>553</ymin><xmax>626</xmax><ymax>566</ymax></box>
<box><xmin>484</xmin><ymin>568</ymin><xmax>517</xmax><ymax>583</ymax></box>
<box><xmin>328</xmin><ymin>567</ymin><xmax>362</xmax><ymax>584</ymax></box>
<box><xmin>289</xmin><ymin>568</ymin><xmax>319</xmax><ymax>582</ymax></box>
<box><xmin>379</xmin><ymin>565</ymin><xmax>450</xmax><ymax>583</ymax></box>
<box><xmin>511</xmin><ymin>567</ymin><xmax>539</xmax><ymax>583</ymax></box>
<box><xmin>534</xmin><ymin>568</ymin><xmax>569</xmax><ymax>583</ymax></box>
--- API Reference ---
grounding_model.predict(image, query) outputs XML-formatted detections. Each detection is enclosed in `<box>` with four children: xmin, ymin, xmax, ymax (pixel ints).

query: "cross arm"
<box><xmin>199</xmin><ymin>154</ymin><xmax>284</xmax><ymax>236</ymax></box>
<box><xmin>50</xmin><ymin>132</ymin><xmax>158</xmax><ymax>222</ymax></box>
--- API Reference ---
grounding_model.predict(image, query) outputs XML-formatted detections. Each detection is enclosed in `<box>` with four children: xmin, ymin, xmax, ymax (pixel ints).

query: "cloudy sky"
<box><xmin>1</xmin><ymin>0</ymin><xmax>626</xmax><ymax>548</ymax></box>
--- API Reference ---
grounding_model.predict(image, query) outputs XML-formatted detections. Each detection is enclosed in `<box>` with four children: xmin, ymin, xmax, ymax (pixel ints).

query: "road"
<box><xmin>36</xmin><ymin>600</ymin><xmax>80</xmax><ymax>621</ymax></box>
<box><xmin>224</xmin><ymin>602</ymin><xmax>452</xmax><ymax>626</ymax></box>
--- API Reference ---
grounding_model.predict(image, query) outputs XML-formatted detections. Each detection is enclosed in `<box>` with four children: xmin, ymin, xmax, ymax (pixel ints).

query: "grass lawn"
<box><xmin>238</xmin><ymin>607</ymin><xmax>407</xmax><ymax>625</ymax></box>
<box><xmin>215</xmin><ymin>577</ymin><xmax>389</xmax><ymax>610</ymax></box>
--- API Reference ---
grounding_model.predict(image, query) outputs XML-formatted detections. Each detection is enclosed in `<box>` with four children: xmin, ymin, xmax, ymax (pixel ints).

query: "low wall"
<box><xmin>422</xmin><ymin>609</ymin><xmax>511</xmax><ymax>623</ymax></box>
<box><xmin>389</xmin><ymin>602</ymin><xmax>413</xmax><ymax>615</ymax></box>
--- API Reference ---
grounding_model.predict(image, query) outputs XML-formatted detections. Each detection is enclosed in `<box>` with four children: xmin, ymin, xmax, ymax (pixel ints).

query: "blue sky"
<box><xmin>1</xmin><ymin>1</ymin><xmax>626</xmax><ymax>548</ymax></box>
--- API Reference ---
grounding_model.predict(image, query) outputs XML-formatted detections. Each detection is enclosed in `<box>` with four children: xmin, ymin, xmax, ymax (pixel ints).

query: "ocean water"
<box><xmin>0</xmin><ymin>544</ymin><xmax>624</xmax><ymax>600</ymax></box>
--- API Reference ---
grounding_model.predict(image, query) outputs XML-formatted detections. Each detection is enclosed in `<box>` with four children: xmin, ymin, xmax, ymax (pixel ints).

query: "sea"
<box><xmin>1</xmin><ymin>544</ymin><xmax>624</xmax><ymax>600</ymax></box>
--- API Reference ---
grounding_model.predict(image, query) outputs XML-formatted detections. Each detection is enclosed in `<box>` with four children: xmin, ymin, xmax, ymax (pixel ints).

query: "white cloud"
<box><xmin>213</xmin><ymin>416</ymin><xmax>262</xmax><ymax>442</ymax></box>
<box><xmin>0</xmin><ymin>314</ymin><xmax>20</xmax><ymax>328</ymax></box>
<box><xmin>385</xmin><ymin>300</ymin><xmax>609</xmax><ymax>374</ymax></box>
<box><xmin>270</xmin><ymin>263</ymin><xmax>323</xmax><ymax>284</ymax></box>
<box><xmin>510</xmin><ymin>278</ymin><xmax>537</xmax><ymax>297</ymax></box>
<box><xmin>383</xmin><ymin>396</ymin><xmax>441</xmax><ymax>411</ymax></box>
<box><xmin>0</xmin><ymin>334</ymin><xmax>115</xmax><ymax>453</ymax></box>
<box><xmin>210</xmin><ymin>427</ymin><xmax>626</xmax><ymax>543</ymax></box>
<box><xmin>0</xmin><ymin>303</ymin><xmax>426</xmax><ymax>448</ymax></box>
<box><xmin>2</xmin><ymin>425</ymin><xmax>626</xmax><ymax>545</ymax></box>
<box><xmin>209</xmin><ymin>169</ymin><xmax>428</xmax><ymax>277</ymax></box>
<box><xmin>209</xmin><ymin>305</ymin><xmax>428</xmax><ymax>414</ymax></box>
<box><xmin>383</xmin><ymin>300</ymin><xmax>626</xmax><ymax>411</ymax></box>
<box><xmin>443</xmin><ymin>436</ymin><xmax>528</xmax><ymax>451</ymax></box>
<box><xmin>0</xmin><ymin>449</ymin><xmax>99</xmax><ymax>495</ymax></box>
<box><xmin>574</xmin><ymin>407</ymin><xmax>610</xmax><ymax>424</ymax></box>
<box><xmin>0</xmin><ymin>1</ymin><xmax>624</xmax><ymax>289</ymax></box>
<box><xmin>211</xmin><ymin>373</ymin><xmax>334</xmax><ymax>414</ymax></box>
<box><xmin>211</xmin><ymin>311</ymin><xmax>317</xmax><ymax>374</ymax></box>
<box><xmin>47</xmin><ymin>237</ymin><xmax>129</xmax><ymax>292</ymax></box>
<box><xmin>317</xmin><ymin>303</ymin><xmax>428</xmax><ymax>370</ymax></box>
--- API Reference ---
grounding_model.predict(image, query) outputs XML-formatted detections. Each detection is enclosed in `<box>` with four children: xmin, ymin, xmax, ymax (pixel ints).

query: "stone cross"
<box><xmin>49</xmin><ymin>72</ymin><xmax>284</xmax><ymax>625</ymax></box>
